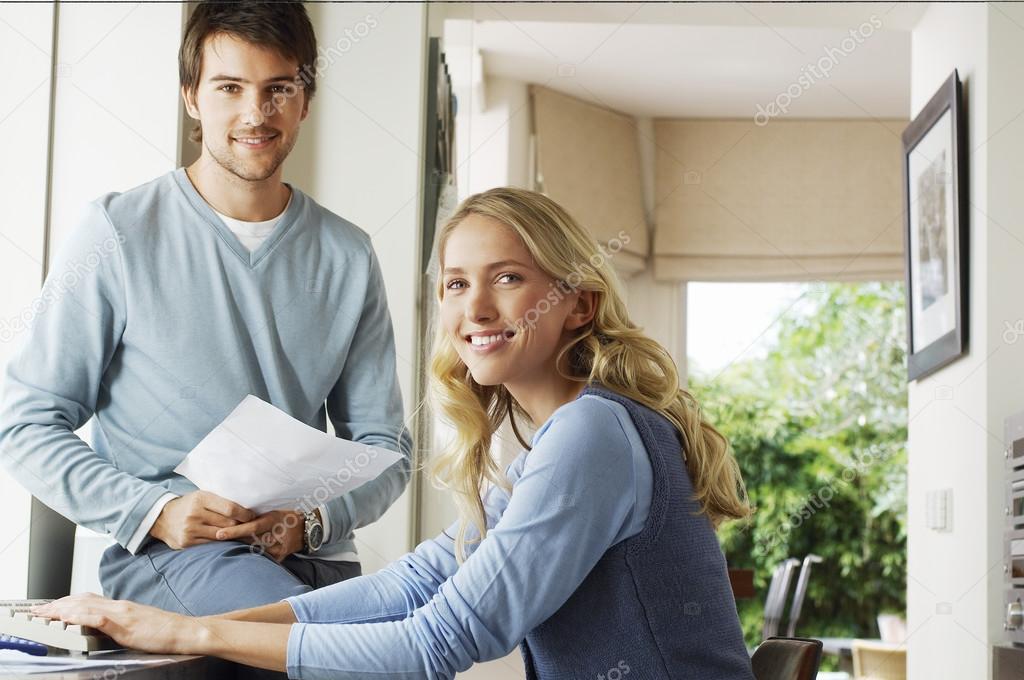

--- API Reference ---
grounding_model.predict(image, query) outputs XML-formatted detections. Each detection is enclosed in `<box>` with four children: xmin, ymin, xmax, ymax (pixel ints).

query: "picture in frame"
<box><xmin>902</xmin><ymin>69</ymin><xmax>968</xmax><ymax>382</ymax></box>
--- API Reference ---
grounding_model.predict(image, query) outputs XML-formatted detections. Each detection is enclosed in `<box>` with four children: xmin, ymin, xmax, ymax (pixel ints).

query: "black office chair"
<box><xmin>27</xmin><ymin>497</ymin><xmax>77</xmax><ymax>599</ymax></box>
<box><xmin>786</xmin><ymin>554</ymin><xmax>824</xmax><ymax>637</ymax></box>
<box><xmin>751</xmin><ymin>637</ymin><xmax>823</xmax><ymax>680</ymax></box>
<box><xmin>763</xmin><ymin>558</ymin><xmax>801</xmax><ymax>639</ymax></box>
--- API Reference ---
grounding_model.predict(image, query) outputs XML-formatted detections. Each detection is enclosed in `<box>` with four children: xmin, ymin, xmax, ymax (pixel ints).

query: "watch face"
<box><xmin>308</xmin><ymin>523</ymin><xmax>324</xmax><ymax>551</ymax></box>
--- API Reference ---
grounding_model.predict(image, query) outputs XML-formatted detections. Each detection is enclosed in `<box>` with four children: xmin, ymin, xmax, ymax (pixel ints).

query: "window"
<box><xmin>687</xmin><ymin>280</ymin><xmax>908</xmax><ymax>650</ymax></box>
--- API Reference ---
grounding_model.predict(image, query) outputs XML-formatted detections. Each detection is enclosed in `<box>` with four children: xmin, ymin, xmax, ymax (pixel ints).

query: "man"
<box><xmin>0</xmin><ymin>1</ymin><xmax>411</xmax><ymax>616</ymax></box>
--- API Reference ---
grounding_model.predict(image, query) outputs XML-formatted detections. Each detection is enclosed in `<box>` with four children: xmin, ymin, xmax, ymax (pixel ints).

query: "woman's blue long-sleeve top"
<box><xmin>283</xmin><ymin>393</ymin><xmax>654</xmax><ymax>679</ymax></box>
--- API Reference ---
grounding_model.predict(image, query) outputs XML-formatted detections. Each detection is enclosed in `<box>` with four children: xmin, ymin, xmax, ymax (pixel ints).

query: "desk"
<box><xmin>1</xmin><ymin>651</ymin><xmax>232</xmax><ymax>679</ymax></box>
<box><xmin>8</xmin><ymin>571</ymin><xmax>755</xmax><ymax>677</ymax></box>
<box><xmin>820</xmin><ymin>637</ymin><xmax>896</xmax><ymax>674</ymax></box>
<box><xmin>819</xmin><ymin>637</ymin><xmax>857</xmax><ymax>673</ymax></box>
<box><xmin>994</xmin><ymin>644</ymin><xmax>1024</xmax><ymax>680</ymax></box>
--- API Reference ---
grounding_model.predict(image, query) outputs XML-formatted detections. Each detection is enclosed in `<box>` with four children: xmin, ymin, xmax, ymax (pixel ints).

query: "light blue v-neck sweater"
<box><xmin>0</xmin><ymin>168</ymin><xmax>412</xmax><ymax>558</ymax></box>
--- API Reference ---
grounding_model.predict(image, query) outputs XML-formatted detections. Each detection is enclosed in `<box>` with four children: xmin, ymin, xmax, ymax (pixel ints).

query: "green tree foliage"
<box><xmin>691</xmin><ymin>282</ymin><xmax>907</xmax><ymax>647</ymax></box>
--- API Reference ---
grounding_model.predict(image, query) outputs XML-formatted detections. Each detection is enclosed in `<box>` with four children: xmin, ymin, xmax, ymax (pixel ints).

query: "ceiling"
<box><xmin>443</xmin><ymin>3</ymin><xmax>925</xmax><ymax>119</ymax></box>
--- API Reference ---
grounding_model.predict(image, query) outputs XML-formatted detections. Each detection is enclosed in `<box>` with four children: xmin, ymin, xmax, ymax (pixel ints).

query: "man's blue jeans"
<box><xmin>99</xmin><ymin>539</ymin><xmax>360</xmax><ymax>616</ymax></box>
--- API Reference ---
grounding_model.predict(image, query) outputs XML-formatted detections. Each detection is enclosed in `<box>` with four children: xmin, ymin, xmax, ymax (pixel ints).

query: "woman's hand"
<box><xmin>31</xmin><ymin>593</ymin><xmax>197</xmax><ymax>655</ymax></box>
<box><xmin>32</xmin><ymin>593</ymin><xmax>292</xmax><ymax>672</ymax></box>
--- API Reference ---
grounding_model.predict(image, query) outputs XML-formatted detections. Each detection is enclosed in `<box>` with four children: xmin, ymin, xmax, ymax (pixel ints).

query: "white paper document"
<box><xmin>0</xmin><ymin>650</ymin><xmax>172</xmax><ymax>674</ymax></box>
<box><xmin>173</xmin><ymin>395</ymin><xmax>402</xmax><ymax>514</ymax></box>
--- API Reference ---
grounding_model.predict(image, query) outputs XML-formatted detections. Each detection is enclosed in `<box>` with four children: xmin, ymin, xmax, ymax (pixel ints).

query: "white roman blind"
<box><xmin>653</xmin><ymin>119</ymin><xmax>907</xmax><ymax>282</ymax></box>
<box><xmin>531</xmin><ymin>85</ymin><xmax>648</xmax><ymax>274</ymax></box>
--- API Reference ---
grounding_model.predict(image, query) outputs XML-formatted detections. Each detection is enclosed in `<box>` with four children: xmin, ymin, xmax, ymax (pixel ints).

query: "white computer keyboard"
<box><xmin>0</xmin><ymin>600</ymin><xmax>120</xmax><ymax>653</ymax></box>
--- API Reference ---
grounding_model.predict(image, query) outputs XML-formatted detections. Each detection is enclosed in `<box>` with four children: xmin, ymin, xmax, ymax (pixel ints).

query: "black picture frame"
<box><xmin>902</xmin><ymin>69</ymin><xmax>969</xmax><ymax>382</ymax></box>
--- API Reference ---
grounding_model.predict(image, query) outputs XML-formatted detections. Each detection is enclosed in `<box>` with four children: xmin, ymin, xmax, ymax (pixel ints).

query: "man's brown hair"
<box><xmin>179</xmin><ymin>1</ymin><xmax>318</xmax><ymax>143</ymax></box>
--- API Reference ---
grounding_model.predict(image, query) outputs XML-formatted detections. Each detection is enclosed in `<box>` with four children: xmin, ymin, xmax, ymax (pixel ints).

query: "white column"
<box><xmin>0</xmin><ymin>3</ymin><xmax>55</xmax><ymax>600</ymax></box>
<box><xmin>288</xmin><ymin>3</ymin><xmax>428</xmax><ymax>573</ymax></box>
<box><xmin>907</xmin><ymin>4</ymin><xmax>1024</xmax><ymax>679</ymax></box>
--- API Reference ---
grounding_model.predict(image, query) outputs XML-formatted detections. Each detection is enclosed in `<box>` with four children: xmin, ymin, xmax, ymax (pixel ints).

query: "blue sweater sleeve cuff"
<box><xmin>322</xmin><ymin>492</ymin><xmax>355</xmax><ymax>544</ymax></box>
<box><xmin>286</xmin><ymin>623</ymin><xmax>306</xmax><ymax>679</ymax></box>
<box><xmin>284</xmin><ymin>595</ymin><xmax>308</xmax><ymax>624</ymax></box>
<box><xmin>116</xmin><ymin>484</ymin><xmax>177</xmax><ymax>548</ymax></box>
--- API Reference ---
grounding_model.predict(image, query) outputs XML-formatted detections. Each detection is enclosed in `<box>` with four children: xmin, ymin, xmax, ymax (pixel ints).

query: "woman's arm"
<box><xmin>211</xmin><ymin>601</ymin><xmax>297</xmax><ymax>623</ymax></box>
<box><xmin>28</xmin><ymin>513</ymin><xmax>486</xmax><ymax>672</ymax></box>
<box><xmin>31</xmin><ymin>595</ymin><xmax>292</xmax><ymax>672</ymax></box>
<box><xmin>282</xmin><ymin>471</ymin><xmax>514</xmax><ymax>626</ymax></box>
<box><xmin>187</xmin><ymin>619</ymin><xmax>290</xmax><ymax>672</ymax></box>
<box><xmin>283</xmin><ymin>397</ymin><xmax>648</xmax><ymax>679</ymax></box>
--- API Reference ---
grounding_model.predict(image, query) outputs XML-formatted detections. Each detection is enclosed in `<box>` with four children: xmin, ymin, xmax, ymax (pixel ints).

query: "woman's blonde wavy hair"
<box><xmin>429</xmin><ymin>187</ymin><xmax>750</xmax><ymax>562</ymax></box>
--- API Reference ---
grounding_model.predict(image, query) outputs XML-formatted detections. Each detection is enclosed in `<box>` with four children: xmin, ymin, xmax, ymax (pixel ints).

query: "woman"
<box><xmin>35</xmin><ymin>188</ymin><xmax>755</xmax><ymax>679</ymax></box>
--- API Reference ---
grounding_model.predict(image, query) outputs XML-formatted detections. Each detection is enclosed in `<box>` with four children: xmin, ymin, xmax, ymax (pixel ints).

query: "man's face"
<box><xmin>183</xmin><ymin>33</ymin><xmax>309</xmax><ymax>182</ymax></box>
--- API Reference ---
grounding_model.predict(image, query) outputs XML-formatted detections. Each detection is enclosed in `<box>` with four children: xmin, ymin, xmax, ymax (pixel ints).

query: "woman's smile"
<box><xmin>464</xmin><ymin>328</ymin><xmax>516</xmax><ymax>354</ymax></box>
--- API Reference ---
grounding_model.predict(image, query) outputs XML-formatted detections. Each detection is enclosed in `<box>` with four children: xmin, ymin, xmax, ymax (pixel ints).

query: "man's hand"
<box><xmin>214</xmin><ymin>509</ymin><xmax>305</xmax><ymax>562</ymax></box>
<box><xmin>150</xmin><ymin>491</ymin><xmax>256</xmax><ymax>550</ymax></box>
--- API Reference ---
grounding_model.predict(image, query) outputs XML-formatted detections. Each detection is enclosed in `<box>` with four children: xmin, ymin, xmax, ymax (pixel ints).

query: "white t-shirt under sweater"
<box><xmin>212</xmin><ymin>192</ymin><xmax>293</xmax><ymax>252</ymax></box>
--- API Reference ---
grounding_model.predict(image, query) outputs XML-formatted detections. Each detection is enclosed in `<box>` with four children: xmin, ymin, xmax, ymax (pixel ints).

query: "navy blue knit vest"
<box><xmin>519</xmin><ymin>385</ymin><xmax>754</xmax><ymax>680</ymax></box>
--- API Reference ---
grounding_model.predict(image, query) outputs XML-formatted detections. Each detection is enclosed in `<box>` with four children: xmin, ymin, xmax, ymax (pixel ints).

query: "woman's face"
<box><xmin>440</xmin><ymin>214</ymin><xmax>579</xmax><ymax>387</ymax></box>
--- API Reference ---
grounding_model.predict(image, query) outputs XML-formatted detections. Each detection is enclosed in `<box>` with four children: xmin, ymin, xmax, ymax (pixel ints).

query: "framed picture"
<box><xmin>902</xmin><ymin>69</ymin><xmax>968</xmax><ymax>382</ymax></box>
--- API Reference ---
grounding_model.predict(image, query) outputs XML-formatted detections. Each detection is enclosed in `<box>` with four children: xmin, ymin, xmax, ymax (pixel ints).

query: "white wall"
<box><xmin>47</xmin><ymin>3</ymin><xmax>183</xmax><ymax>253</ymax></box>
<box><xmin>0</xmin><ymin>3</ymin><xmax>55</xmax><ymax>600</ymax></box>
<box><xmin>287</xmin><ymin>3</ymin><xmax>427</xmax><ymax>574</ymax></box>
<box><xmin>982</xmin><ymin>4</ymin><xmax>1024</xmax><ymax>675</ymax></box>
<box><xmin>907</xmin><ymin>5</ymin><xmax>1024</xmax><ymax>679</ymax></box>
<box><xmin>0</xmin><ymin>2</ymin><xmax>184</xmax><ymax>598</ymax></box>
<box><xmin>445</xmin><ymin>19</ymin><xmax>531</xmax><ymax>202</ymax></box>
<box><xmin>623</xmin><ymin>269</ymin><xmax>686</xmax><ymax>377</ymax></box>
<box><xmin>461</xmin><ymin>75</ymin><xmax>531</xmax><ymax>198</ymax></box>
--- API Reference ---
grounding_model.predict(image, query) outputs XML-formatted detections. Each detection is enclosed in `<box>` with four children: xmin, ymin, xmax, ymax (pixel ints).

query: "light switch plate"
<box><xmin>926</xmin><ymin>488</ymin><xmax>953</xmax><ymax>532</ymax></box>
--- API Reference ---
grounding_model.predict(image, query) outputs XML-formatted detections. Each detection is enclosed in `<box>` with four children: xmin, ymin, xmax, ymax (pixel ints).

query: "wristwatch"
<box><xmin>302</xmin><ymin>509</ymin><xmax>324</xmax><ymax>554</ymax></box>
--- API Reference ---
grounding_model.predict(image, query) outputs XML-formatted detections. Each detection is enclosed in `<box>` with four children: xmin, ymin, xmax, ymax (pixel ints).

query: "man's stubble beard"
<box><xmin>203</xmin><ymin>130</ymin><xmax>299</xmax><ymax>183</ymax></box>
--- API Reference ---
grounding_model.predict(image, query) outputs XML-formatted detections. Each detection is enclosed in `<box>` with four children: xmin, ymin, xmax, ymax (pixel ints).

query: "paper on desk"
<box><xmin>0</xmin><ymin>650</ymin><xmax>172</xmax><ymax>673</ymax></box>
<box><xmin>173</xmin><ymin>395</ymin><xmax>402</xmax><ymax>514</ymax></box>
